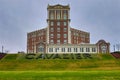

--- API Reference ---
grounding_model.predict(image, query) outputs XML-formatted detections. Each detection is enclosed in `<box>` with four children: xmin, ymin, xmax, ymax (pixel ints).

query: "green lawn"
<box><xmin>0</xmin><ymin>71</ymin><xmax>120</xmax><ymax>80</ymax></box>
<box><xmin>0</xmin><ymin>54</ymin><xmax>120</xmax><ymax>80</ymax></box>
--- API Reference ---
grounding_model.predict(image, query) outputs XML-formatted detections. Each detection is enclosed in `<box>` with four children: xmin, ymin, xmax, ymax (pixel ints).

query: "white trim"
<box><xmin>46</xmin><ymin>25</ymin><xmax>49</xmax><ymax>44</ymax></box>
<box><xmin>68</xmin><ymin>10</ymin><xmax>70</xmax><ymax>19</ymax></box>
<box><xmin>68</xmin><ymin>25</ymin><xmax>71</xmax><ymax>44</ymax></box>
<box><xmin>34</xmin><ymin>43</ymin><xmax>36</xmax><ymax>53</ymax></box>
<box><xmin>47</xmin><ymin>9</ymin><xmax>49</xmax><ymax>19</ymax></box>
<box><xmin>47</xmin><ymin>44</ymin><xmax>98</xmax><ymax>54</ymax></box>
<box><xmin>55</xmin><ymin>10</ymin><xmax>56</xmax><ymax>20</ymax></box>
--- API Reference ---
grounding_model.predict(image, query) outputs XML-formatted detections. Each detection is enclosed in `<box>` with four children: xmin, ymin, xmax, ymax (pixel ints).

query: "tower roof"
<box><xmin>47</xmin><ymin>4</ymin><xmax>70</xmax><ymax>9</ymax></box>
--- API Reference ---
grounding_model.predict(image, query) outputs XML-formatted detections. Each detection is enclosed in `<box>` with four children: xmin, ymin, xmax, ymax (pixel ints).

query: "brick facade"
<box><xmin>27</xmin><ymin>4</ymin><xmax>109</xmax><ymax>53</ymax></box>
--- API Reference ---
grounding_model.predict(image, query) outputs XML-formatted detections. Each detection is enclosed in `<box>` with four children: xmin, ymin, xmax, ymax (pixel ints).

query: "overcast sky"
<box><xmin>0</xmin><ymin>0</ymin><xmax>120</xmax><ymax>53</ymax></box>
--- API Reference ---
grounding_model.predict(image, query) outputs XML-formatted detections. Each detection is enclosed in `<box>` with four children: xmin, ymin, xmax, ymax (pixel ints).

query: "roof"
<box><xmin>70</xmin><ymin>27</ymin><xmax>90</xmax><ymax>34</ymax></box>
<box><xmin>27</xmin><ymin>28</ymin><xmax>47</xmax><ymax>34</ymax></box>
<box><xmin>47</xmin><ymin>4</ymin><xmax>70</xmax><ymax>9</ymax></box>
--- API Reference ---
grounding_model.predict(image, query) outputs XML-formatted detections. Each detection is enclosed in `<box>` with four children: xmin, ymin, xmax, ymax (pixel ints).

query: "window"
<box><xmin>74</xmin><ymin>32</ymin><xmax>76</xmax><ymax>35</ymax></box>
<box><xmin>50</xmin><ymin>40</ymin><xmax>54</xmax><ymax>44</ymax></box>
<box><xmin>86</xmin><ymin>48</ymin><xmax>90</xmax><ymax>52</ymax></box>
<box><xmin>55</xmin><ymin>48</ymin><xmax>59</xmax><ymax>52</ymax></box>
<box><xmin>57</xmin><ymin>10</ymin><xmax>60</xmax><ymax>20</ymax></box>
<box><xmin>39</xmin><ymin>48</ymin><xmax>44</xmax><ymax>52</ymax></box>
<box><xmin>64</xmin><ymin>34</ymin><xmax>67</xmax><ymax>38</ymax></box>
<box><xmin>50</xmin><ymin>10</ymin><xmax>54</xmax><ymax>19</ymax></box>
<box><xmin>50</xmin><ymin>22</ymin><xmax>54</xmax><ymax>26</ymax></box>
<box><xmin>63</xmin><ymin>22</ymin><xmax>67</xmax><ymax>26</ymax></box>
<box><xmin>32</xmin><ymin>34</ymin><xmax>36</xmax><ymax>38</ymax></box>
<box><xmin>57</xmin><ymin>28</ymin><xmax>60</xmax><ymax>32</ymax></box>
<box><xmin>74</xmin><ymin>48</ymin><xmax>77</xmax><ymax>52</ymax></box>
<box><xmin>76</xmin><ymin>48</ymin><xmax>78</xmax><ymax>52</ymax></box>
<box><xmin>81</xmin><ymin>34</ymin><xmax>85</xmax><ymax>38</ymax></box>
<box><xmin>32</xmin><ymin>46</ymin><xmax>34</xmax><ymax>50</ymax></box>
<box><xmin>80</xmin><ymin>48</ymin><xmax>84</xmax><ymax>52</ymax></box>
<box><xmin>64</xmin><ymin>40</ymin><xmax>67</xmax><ymax>44</ymax></box>
<box><xmin>76</xmin><ymin>33</ymin><xmax>78</xmax><ymax>36</ymax></box>
<box><xmin>57</xmin><ymin>40</ymin><xmax>60</xmax><ymax>44</ymax></box>
<box><xmin>63</xmin><ymin>15</ymin><xmax>67</xmax><ymax>20</ymax></box>
<box><xmin>62</xmin><ymin>48</ymin><xmax>65</xmax><ymax>52</ymax></box>
<box><xmin>81</xmin><ymin>37</ymin><xmax>85</xmax><ymax>42</ymax></box>
<box><xmin>57</xmin><ymin>15</ymin><xmax>60</xmax><ymax>20</ymax></box>
<box><xmin>50</xmin><ymin>40</ymin><xmax>53</xmax><ymax>42</ymax></box>
<box><xmin>57</xmin><ymin>34</ymin><xmax>60</xmax><ymax>38</ymax></box>
<box><xmin>64</xmin><ymin>28</ymin><xmax>67</xmax><ymax>32</ymax></box>
<box><xmin>50</xmin><ymin>34</ymin><xmax>54</xmax><ymax>38</ymax></box>
<box><xmin>63</xmin><ymin>10</ymin><xmax>67</xmax><ymax>14</ymax></box>
<box><xmin>50</xmin><ymin>14</ymin><xmax>54</xmax><ymax>19</ymax></box>
<box><xmin>38</xmin><ymin>45</ymin><xmax>44</xmax><ymax>52</ymax></box>
<box><xmin>63</xmin><ymin>10</ymin><xmax>67</xmax><ymax>20</ymax></box>
<box><xmin>68</xmin><ymin>48</ymin><xmax>71</xmax><ymax>52</ymax></box>
<box><xmin>57</xmin><ymin>22</ymin><xmax>60</xmax><ymax>26</ymax></box>
<box><xmin>92</xmin><ymin>48</ymin><xmax>96</xmax><ymax>52</ymax></box>
<box><xmin>49</xmin><ymin>48</ymin><xmax>53</xmax><ymax>52</ymax></box>
<box><xmin>50</xmin><ymin>34</ymin><xmax>53</xmax><ymax>36</ymax></box>
<box><xmin>50</xmin><ymin>28</ymin><xmax>54</xmax><ymax>32</ymax></box>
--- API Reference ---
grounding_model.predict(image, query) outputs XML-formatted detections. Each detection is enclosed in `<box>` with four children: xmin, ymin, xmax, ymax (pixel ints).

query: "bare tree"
<box><xmin>113</xmin><ymin>45</ymin><xmax>116</xmax><ymax>52</ymax></box>
<box><xmin>116</xmin><ymin>43</ymin><xmax>120</xmax><ymax>51</ymax></box>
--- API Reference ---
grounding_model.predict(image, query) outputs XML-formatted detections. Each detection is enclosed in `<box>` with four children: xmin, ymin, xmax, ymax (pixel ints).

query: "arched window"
<box><xmin>38</xmin><ymin>45</ymin><xmax>44</xmax><ymax>52</ymax></box>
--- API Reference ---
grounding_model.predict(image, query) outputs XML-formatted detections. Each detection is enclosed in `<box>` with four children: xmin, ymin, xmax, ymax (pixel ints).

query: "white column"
<box><xmin>47</xmin><ymin>10</ymin><xmax>49</xmax><ymax>19</ymax></box>
<box><xmin>46</xmin><ymin>25</ymin><xmax>49</xmax><ymax>44</ymax></box>
<box><xmin>68</xmin><ymin>22</ymin><xmax>71</xmax><ymax>44</ymax></box>
<box><xmin>47</xmin><ymin>9</ymin><xmax>50</xmax><ymax>44</ymax></box>
<box><xmin>68</xmin><ymin>9</ymin><xmax>71</xmax><ymax>44</ymax></box>
<box><xmin>34</xmin><ymin>43</ymin><xmax>36</xmax><ymax>53</ymax></box>
<box><xmin>55</xmin><ymin>10</ymin><xmax>56</xmax><ymax>20</ymax></box>
<box><xmin>61</xmin><ymin>10</ymin><xmax>62</xmax><ymax>20</ymax></box>
<box><xmin>68</xmin><ymin>10</ymin><xmax>70</xmax><ymax>19</ymax></box>
<box><xmin>46</xmin><ymin>44</ymin><xmax>48</xmax><ymax>53</ymax></box>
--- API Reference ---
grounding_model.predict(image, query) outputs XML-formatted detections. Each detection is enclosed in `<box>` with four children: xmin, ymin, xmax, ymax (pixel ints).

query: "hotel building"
<box><xmin>27</xmin><ymin>4</ymin><xmax>110</xmax><ymax>54</ymax></box>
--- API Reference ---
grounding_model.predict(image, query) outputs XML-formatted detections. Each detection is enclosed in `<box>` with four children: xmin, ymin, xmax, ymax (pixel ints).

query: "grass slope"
<box><xmin>0</xmin><ymin>53</ymin><xmax>120</xmax><ymax>71</ymax></box>
<box><xmin>0</xmin><ymin>53</ymin><xmax>120</xmax><ymax>80</ymax></box>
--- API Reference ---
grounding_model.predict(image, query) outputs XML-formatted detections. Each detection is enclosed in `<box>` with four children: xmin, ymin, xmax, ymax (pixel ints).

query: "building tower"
<box><xmin>47</xmin><ymin>4</ymin><xmax>71</xmax><ymax>44</ymax></box>
<box><xmin>27</xmin><ymin>4</ymin><xmax>110</xmax><ymax>54</ymax></box>
<box><xmin>27</xmin><ymin>4</ymin><xmax>95</xmax><ymax>53</ymax></box>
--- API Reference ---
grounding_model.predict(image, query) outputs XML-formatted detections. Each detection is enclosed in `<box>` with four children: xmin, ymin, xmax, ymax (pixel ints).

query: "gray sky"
<box><xmin>0</xmin><ymin>0</ymin><xmax>120</xmax><ymax>53</ymax></box>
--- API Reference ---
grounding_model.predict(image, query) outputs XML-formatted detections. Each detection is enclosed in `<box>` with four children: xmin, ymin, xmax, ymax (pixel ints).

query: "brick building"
<box><xmin>27</xmin><ymin>4</ymin><xmax>110</xmax><ymax>54</ymax></box>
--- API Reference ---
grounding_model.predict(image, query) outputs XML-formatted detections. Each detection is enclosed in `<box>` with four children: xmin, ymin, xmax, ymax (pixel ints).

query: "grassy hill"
<box><xmin>0</xmin><ymin>53</ymin><xmax>120</xmax><ymax>80</ymax></box>
<box><xmin>0</xmin><ymin>53</ymin><xmax>120</xmax><ymax>71</ymax></box>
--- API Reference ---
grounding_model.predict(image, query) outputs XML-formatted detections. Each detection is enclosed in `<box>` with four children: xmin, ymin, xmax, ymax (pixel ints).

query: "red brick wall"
<box><xmin>49</xmin><ymin>21</ymin><xmax>68</xmax><ymax>44</ymax></box>
<box><xmin>71</xmin><ymin>28</ymin><xmax>90</xmax><ymax>44</ymax></box>
<box><xmin>27</xmin><ymin>29</ymin><xmax>46</xmax><ymax>53</ymax></box>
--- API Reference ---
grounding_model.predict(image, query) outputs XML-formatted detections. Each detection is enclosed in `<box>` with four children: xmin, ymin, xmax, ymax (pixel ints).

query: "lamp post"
<box><xmin>2</xmin><ymin>46</ymin><xmax>3</xmax><ymax>53</ymax></box>
<box><xmin>113</xmin><ymin>45</ymin><xmax>115</xmax><ymax>52</ymax></box>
